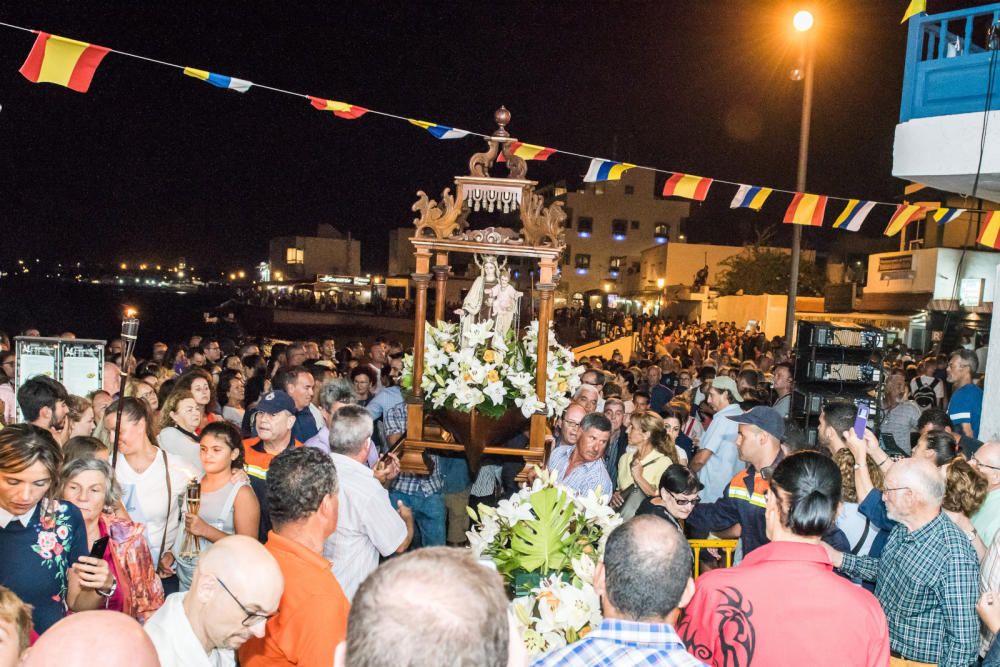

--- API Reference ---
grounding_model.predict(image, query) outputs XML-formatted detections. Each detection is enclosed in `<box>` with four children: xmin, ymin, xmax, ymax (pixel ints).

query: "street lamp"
<box><xmin>784</xmin><ymin>9</ymin><xmax>815</xmax><ymax>347</ymax></box>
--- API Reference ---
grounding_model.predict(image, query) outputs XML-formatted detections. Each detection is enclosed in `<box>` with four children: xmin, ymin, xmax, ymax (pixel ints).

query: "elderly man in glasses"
<box><xmin>145</xmin><ymin>535</ymin><xmax>284</xmax><ymax>667</ymax></box>
<box><xmin>971</xmin><ymin>442</ymin><xmax>1000</xmax><ymax>548</ymax></box>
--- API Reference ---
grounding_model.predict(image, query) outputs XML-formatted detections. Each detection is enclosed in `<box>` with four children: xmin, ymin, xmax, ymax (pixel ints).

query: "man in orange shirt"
<box><xmin>239</xmin><ymin>446</ymin><xmax>349</xmax><ymax>667</ymax></box>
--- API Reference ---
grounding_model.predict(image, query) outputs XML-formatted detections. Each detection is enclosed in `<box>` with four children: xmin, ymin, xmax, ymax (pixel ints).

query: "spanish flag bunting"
<box><xmin>729</xmin><ymin>185</ymin><xmax>772</xmax><ymax>211</ymax></box>
<box><xmin>977</xmin><ymin>211</ymin><xmax>1000</xmax><ymax>249</ymax></box>
<box><xmin>883</xmin><ymin>204</ymin><xmax>926</xmax><ymax>236</ymax></box>
<box><xmin>662</xmin><ymin>173</ymin><xmax>713</xmax><ymax>201</ymax></box>
<box><xmin>407</xmin><ymin>119</ymin><xmax>469</xmax><ymax>140</ymax></box>
<box><xmin>308</xmin><ymin>96</ymin><xmax>368</xmax><ymax>119</ymax></box>
<box><xmin>901</xmin><ymin>0</ymin><xmax>926</xmax><ymax>23</ymax></box>
<box><xmin>783</xmin><ymin>193</ymin><xmax>828</xmax><ymax>226</ymax></box>
<box><xmin>19</xmin><ymin>32</ymin><xmax>110</xmax><ymax>93</ymax></box>
<box><xmin>832</xmin><ymin>199</ymin><xmax>876</xmax><ymax>232</ymax></box>
<box><xmin>183</xmin><ymin>67</ymin><xmax>252</xmax><ymax>93</ymax></box>
<box><xmin>583</xmin><ymin>159</ymin><xmax>635</xmax><ymax>182</ymax></box>
<box><xmin>509</xmin><ymin>142</ymin><xmax>556</xmax><ymax>161</ymax></box>
<box><xmin>931</xmin><ymin>208</ymin><xmax>965</xmax><ymax>225</ymax></box>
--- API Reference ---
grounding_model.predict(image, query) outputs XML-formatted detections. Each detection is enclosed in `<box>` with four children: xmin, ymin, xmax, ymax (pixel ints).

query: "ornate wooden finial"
<box><xmin>493</xmin><ymin>106</ymin><xmax>511</xmax><ymax>138</ymax></box>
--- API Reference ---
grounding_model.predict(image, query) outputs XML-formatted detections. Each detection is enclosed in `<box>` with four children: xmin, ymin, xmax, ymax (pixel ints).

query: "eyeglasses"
<box><xmin>562</xmin><ymin>418</ymin><xmax>581</xmax><ymax>429</ymax></box>
<box><xmin>668</xmin><ymin>492</ymin><xmax>700</xmax><ymax>506</ymax></box>
<box><xmin>971</xmin><ymin>458</ymin><xmax>1000</xmax><ymax>472</ymax></box>
<box><xmin>215</xmin><ymin>576</ymin><xmax>276</xmax><ymax>627</ymax></box>
<box><xmin>883</xmin><ymin>486</ymin><xmax>910</xmax><ymax>495</ymax></box>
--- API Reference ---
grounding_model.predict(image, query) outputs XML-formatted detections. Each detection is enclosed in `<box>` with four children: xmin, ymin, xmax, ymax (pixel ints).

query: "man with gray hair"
<box><xmin>335</xmin><ymin>547</ymin><xmax>522</xmax><ymax>667</ymax></box>
<box><xmin>572</xmin><ymin>384</ymin><xmax>600</xmax><ymax>414</ymax></box>
<box><xmin>947</xmin><ymin>349</ymin><xmax>983</xmax><ymax>439</ymax></box>
<box><xmin>827</xmin><ymin>458</ymin><xmax>979</xmax><ymax>666</ymax></box>
<box><xmin>323</xmin><ymin>404</ymin><xmax>412</xmax><ymax>599</ymax></box>
<box><xmin>546</xmin><ymin>412</ymin><xmax>613</xmax><ymax>496</ymax></box>
<box><xmin>534</xmin><ymin>516</ymin><xmax>703</xmax><ymax>666</ymax></box>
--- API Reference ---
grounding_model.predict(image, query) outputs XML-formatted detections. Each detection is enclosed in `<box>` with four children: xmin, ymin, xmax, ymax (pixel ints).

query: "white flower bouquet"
<box><xmin>467</xmin><ymin>469</ymin><xmax>621</xmax><ymax>655</ymax></box>
<box><xmin>401</xmin><ymin>320</ymin><xmax>582</xmax><ymax>419</ymax></box>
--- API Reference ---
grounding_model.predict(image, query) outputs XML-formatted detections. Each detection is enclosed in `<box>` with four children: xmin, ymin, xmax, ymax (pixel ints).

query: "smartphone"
<box><xmin>853</xmin><ymin>403</ymin><xmax>870</xmax><ymax>440</ymax></box>
<box><xmin>89</xmin><ymin>535</ymin><xmax>110</xmax><ymax>560</ymax></box>
<box><xmin>378</xmin><ymin>438</ymin><xmax>406</xmax><ymax>467</ymax></box>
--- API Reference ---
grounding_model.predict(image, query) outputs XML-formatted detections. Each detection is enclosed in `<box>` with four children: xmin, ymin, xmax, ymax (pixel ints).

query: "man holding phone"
<box><xmin>324</xmin><ymin>405</ymin><xmax>412</xmax><ymax>599</ymax></box>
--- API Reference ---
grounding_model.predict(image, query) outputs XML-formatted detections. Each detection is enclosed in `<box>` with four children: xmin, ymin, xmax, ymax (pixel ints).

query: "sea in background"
<box><xmin>0</xmin><ymin>276</ymin><xmax>236</xmax><ymax>354</ymax></box>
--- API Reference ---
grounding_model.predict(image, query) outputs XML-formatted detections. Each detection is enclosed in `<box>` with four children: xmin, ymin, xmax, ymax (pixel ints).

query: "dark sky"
<box><xmin>0</xmin><ymin>1</ymin><xmax>979</xmax><ymax>273</ymax></box>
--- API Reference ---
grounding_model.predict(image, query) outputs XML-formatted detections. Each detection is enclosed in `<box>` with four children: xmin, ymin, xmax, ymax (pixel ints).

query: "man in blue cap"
<box><xmin>243</xmin><ymin>390</ymin><xmax>302</xmax><ymax>542</ymax></box>
<box><xmin>687</xmin><ymin>405</ymin><xmax>849</xmax><ymax>557</ymax></box>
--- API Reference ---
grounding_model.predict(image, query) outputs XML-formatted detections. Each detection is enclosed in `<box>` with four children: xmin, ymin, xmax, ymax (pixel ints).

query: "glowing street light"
<box><xmin>793</xmin><ymin>10</ymin><xmax>814</xmax><ymax>32</ymax></box>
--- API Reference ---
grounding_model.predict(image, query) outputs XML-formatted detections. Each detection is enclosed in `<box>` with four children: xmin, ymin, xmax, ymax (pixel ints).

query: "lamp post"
<box><xmin>784</xmin><ymin>9</ymin><xmax>815</xmax><ymax>347</ymax></box>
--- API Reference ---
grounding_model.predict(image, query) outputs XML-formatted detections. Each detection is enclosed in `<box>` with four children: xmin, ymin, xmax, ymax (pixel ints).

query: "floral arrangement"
<box><xmin>401</xmin><ymin>320</ymin><xmax>582</xmax><ymax>419</ymax></box>
<box><xmin>467</xmin><ymin>469</ymin><xmax>621</xmax><ymax>655</ymax></box>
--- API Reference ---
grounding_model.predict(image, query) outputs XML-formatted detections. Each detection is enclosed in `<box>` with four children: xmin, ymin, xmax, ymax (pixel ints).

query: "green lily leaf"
<box><xmin>509</xmin><ymin>486</ymin><xmax>575</xmax><ymax>574</ymax></box>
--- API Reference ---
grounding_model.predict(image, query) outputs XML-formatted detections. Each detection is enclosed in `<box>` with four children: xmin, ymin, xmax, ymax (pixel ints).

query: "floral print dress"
<box><xmin>0</xmin><ymin>498</ymin><xmax>88</xmax><ymax>633</ymax></box>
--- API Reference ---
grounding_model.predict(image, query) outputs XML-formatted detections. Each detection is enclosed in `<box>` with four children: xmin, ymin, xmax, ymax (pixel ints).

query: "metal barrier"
<box><xmin>688</xmin><ymin>539</ymin><xmax>739</xmax><ymax>579</ymax></box>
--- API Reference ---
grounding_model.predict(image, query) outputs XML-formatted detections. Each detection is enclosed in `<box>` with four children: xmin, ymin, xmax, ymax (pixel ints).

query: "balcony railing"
<box><xmin>901</xmin><ymin>3</ymin><xmax>1000</xmax><ymax>122</ymax></box>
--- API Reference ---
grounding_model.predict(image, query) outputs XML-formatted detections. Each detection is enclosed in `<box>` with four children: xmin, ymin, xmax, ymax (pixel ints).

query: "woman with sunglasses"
<box><xmin>679</xmin><ymin>451</ymin><xmax>890</xmax><ymax>666</ymax></box>
<box><xmin>636</xmin><ymin>464</ymin><xmax>702</xmax><ymax>532</ymax></box>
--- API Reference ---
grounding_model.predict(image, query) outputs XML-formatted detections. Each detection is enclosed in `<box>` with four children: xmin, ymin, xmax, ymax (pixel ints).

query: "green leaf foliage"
<box><xmin>509</xmin><ymin>487</ymin><xmax>575</xmax><ymax>574</ymax></box>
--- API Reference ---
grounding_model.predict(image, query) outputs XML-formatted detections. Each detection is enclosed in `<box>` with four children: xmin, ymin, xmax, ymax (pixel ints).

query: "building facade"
<box><xmin>268</xmin><ymin>224</ymin><xmax>361</xmax><ymax>281</ymax></box>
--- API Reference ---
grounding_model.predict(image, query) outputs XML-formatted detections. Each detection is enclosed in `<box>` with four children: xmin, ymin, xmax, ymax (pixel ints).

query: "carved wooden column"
<box><xmin>408</xmin><ymin>247</ymin><xmax>433</xmax><ymax>442</ymax></box>
<box><xmin>433</xmin><ymin>252</ymin><xmax>450</xmax><ymax>324</ymax></box>
<box><xmin>529</xmin><ymin>256</ymin><xmax>559</xmax><ymax>457</ymax></box>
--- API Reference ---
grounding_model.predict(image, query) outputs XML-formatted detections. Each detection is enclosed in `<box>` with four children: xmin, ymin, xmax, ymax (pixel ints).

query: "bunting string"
<box><xmin>1</xmin><ymin>19</ymin><xmax>998</xmax><ymax>246</ymax></box>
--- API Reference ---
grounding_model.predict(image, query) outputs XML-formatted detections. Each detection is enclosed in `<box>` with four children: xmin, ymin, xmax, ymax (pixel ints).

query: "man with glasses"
<box><xmin>553</xmin><ymin>403</ymin><xmax>587</xmax><ymax>450</ymax></box>
<box><xmin>971</xmin><ymin>442</ymin><xmax>1000</xmax><ymax>546</ymax></box>
<box><xmin>145</xmin><ymin>535</ymin><xmax>283</xmax><ymax>667</ymax></box>
<box><xmin>828</xmin><ymin>458</ymin><xmax>979</xmax><ymax>667</ymax></box>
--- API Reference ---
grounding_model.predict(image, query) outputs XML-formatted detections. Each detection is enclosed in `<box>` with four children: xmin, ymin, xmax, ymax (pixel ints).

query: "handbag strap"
<box><xmin>850</xmin><ymin>517</ymin><xmax>871</xmax><ymax>555</ymax></box>
<box><xmin>159</xmin><ymin>450</ymin><xmax>171</xmax><ymax>562</ymax></box>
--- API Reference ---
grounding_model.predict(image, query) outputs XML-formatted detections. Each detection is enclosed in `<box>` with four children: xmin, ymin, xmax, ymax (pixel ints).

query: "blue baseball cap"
<box><xmin>728</xmin><ymin>406</ymin><xmax>785</xmax><ymax>441</ymax></box>
<box><xmin>256</xmin><ymin>390</ymin><xmax>296</xmax><ymax>415</ymax></box>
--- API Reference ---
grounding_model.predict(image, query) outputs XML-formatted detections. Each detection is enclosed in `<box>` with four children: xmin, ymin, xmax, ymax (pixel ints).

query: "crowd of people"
<box><xmin>0</xmin><ymin>318</ymin><xmax>995</xmax><ymax>666</ymax></box>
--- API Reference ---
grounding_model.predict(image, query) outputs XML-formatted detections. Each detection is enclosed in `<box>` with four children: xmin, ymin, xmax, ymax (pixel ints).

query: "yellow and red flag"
<box><xmin>883</xmin><ymin>204</ymin><xmax>926</xmax><ymax>236</ymax></box>
<box><xmin>19</xmin><ymin>32</ymin><xmax>110</xmax><ymax>93</ymax></box>
<box><xmin>977</xmin><ymin>211</ymin><xmax>1000</xmax><ymax>249</ymax></box>
<box><xmin>783</xmin><ymin>193</ymin><xmax>828</xmax><ymax>226</ymax></box>
<box><xmin>308</xmin><ymin>96</ymin><xmax>368</xmax><ymax>119</ymax></box>
<box><xmin>661</xmin><ymin>173</ymin><xmax>713</xmax><ymax>201</ymax></box>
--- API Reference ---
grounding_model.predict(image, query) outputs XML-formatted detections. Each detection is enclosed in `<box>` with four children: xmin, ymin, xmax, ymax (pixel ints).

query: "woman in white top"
<box><xmin>217</xmin><ymin>369</ymin><xmax>246</xmax><ymax>427</ymax></box>
<box><xmin>104</xmin><ymin>397</ymin><xmax>197</xmax><ymax>594</ymax></box>
<box><xmin>175</xmin><ymin>422</ymin><xmax>258</xmax><ymax>590</ymax></box>
<box><xmin>156</xmin><ymin>390</ymin><xmax>203</xmax><ymax>474</ymax></box>
<box><xmin>832</xmin><ymin>447</ymin><xmax>883</xmax><ymax>563</ymax></box>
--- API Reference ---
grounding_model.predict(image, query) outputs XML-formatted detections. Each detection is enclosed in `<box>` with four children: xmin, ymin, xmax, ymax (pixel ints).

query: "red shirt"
<box><xmin>678</xmin><ymin>541</ymin><xmax>889</xmax><ymax>667</ymax></box>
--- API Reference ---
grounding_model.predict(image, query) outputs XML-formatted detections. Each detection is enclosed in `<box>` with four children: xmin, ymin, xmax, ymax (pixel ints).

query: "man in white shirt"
<box><xmin>323</xmin><ymin>404</ymin><xmax>413</xmax><ymax>599</ymax></box>
<box><xmin>145</xmin><ymin>535</ymin><xmax>283</xmax><ymax>667</ymax></box>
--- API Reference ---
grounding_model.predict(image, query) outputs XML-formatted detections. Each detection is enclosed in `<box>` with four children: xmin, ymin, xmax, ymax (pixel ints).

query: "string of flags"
<box><xmin>3</xmin><ymin>17</ymin><xmax>1000</xmax><ymax>251</ymax></box>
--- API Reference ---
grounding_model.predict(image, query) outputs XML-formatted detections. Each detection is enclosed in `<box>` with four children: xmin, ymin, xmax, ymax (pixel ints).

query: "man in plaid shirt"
<box><xmin>384</xmin><ymin>401</ymin><xmax>446</xmax><ymax>546</ymax></box>
<box><xmin>532</xmin><ymin>515</ymin><xmax>707</xmax><ymax>667</ymax></box>
<box><xmin>828</xmin><ymin>458</ymin><xmax>979</xmax><ymax>666</ymax></box>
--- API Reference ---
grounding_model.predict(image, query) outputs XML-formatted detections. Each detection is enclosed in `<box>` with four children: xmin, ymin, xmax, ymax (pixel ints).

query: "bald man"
<box><xmin>23</xmin><ymin>611</ymin><xmax>159</xmax><ymax>667</ymax></box>
<box><xmin>971</xmin><ymin>442</ymin><xmax>1000</xmax><ymax>545</ymax></box>
<box><xmin>145</xmin><ymin>535</ymin><xmax>284</xmax><ymax>667</ymax></box>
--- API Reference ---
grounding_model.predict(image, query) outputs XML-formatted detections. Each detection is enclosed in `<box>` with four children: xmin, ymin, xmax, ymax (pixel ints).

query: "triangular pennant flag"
<box><xmin>832</xmin><ymin>199</ymin><xmax>876</xmax><ymax>232</ymax></box>
<box><xmin>183</xmin><ymin>67</ymin><xmax>252</xmax><ymax>93</ymax></box>
<box><xmin>931</xmin><ymin>208</ymin><xmax>966</xmax><ymax>225</ymax></box>
<box><xmin>784</xmin><ymin>193</ymin><xmax>828</xmax><ymax>226</ymax></box>
<box><xmin>977</xmin><ymin>211</ymin><xmax>1000</xmax><ymax>249</ymax></box>
<box><xmin>407</xmin><ymin>119</ymin><xmax>469</xmax><ymax>140</ymax></box>
<box><xmin>583</xmin><ymin>159</ymin><xmax>635</xmax><ymax>182</ymax></box>
<box><xmin>662</xmin><ymin>173</ymin><xmax>713</xmax><ymax>201</ymax></box>
<box><xmin>308</xmin><ymin>96</ymin><xmax>368</xmax><ymax>119</ymax></box>
<box><xmin>19</xmin><ymin>32</ymin><xmax>110</xmax><ymax>93</ymax></box>
<box><xmin>883</xmin><ymin>204</ymin><xmax>926</xmax><ymax>236</ymax></box>
<box><xmin>902</xmin><ymin>0</ymin><xmax>926</xmax><ymax>23</ymax></box>
<box><xmin>729</xmin><ymin>185</ymin><xmax>772</xmax><ymax>211</ymax></box>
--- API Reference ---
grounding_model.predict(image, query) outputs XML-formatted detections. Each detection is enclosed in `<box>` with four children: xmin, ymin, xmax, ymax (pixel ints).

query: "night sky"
<box><xmin>0</xmin><ymin>1</ymin><xmax>979</xmax><ymax>273</ymax></box>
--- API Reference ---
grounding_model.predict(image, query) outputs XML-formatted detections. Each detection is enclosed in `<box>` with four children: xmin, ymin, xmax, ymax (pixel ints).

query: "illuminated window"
<box><xmin>612</xmin><ymin>219</ymin><xmax>627</xmax><ymax>241</ymax></box>
<box><xmin>577</xmin><ymin>217</ymin><xmax>593</xmax><ymax>238</ymax></box>
<box><xmin>609</xmin><ymin>256</ymin><xmax>625</xmax><ymax>278</ymax></box>
<box><xmin>286</xmin><ymin>248</ymin><xmax>304</xmax><ymax>264</ymax></box>
<box><xmin>575</xmin><ymin>254</ymin><xmax>591</xmax><ymax>274</ymax></box>
<box><xmin>654</xmin><ymin>224</ymin><xmax>670</xmax><ymax>244</ymax></box>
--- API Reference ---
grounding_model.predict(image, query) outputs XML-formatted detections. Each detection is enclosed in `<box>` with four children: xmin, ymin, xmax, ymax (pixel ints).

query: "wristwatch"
<box><xmin>966</xmin><ymin>528</ymin><xmax>979</xmax><ymax>542</ymax></box>
<box><xmin>97</xmin><ymin>577</ymin><xmax>118</xmax><ymax>598</ymax></box>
